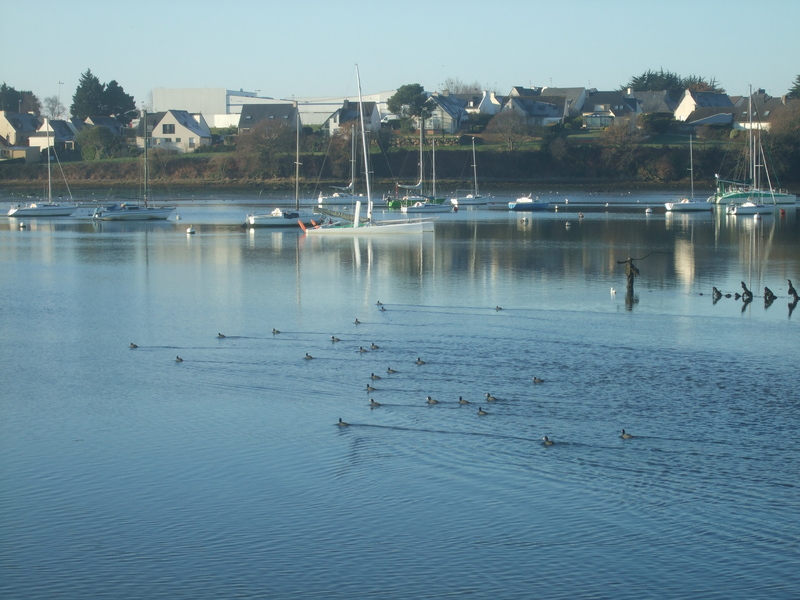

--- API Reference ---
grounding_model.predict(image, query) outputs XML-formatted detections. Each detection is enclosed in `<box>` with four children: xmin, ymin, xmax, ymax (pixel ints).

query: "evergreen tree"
<box><xmin>788</xmin><ymin>74</ymin><xmax>800</xmax><ymax>99</ymax></box>
<box><xmin>71</xmin><ymin>69</ymin><xmax>106</xmax><ymax>119</ymax></box>
<box><xmin>0</xmin><ymin>83</ymin><xmax>40</xmax><ymax>114</ymax></box>
<box><xmin>104</xmin><ymin>80</ymin><xmax>136</xmax><ymax>124</ymax></box>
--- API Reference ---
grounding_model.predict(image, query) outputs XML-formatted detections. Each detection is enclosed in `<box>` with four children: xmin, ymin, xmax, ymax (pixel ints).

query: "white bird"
<box><xmin>611</xmin><ymin>287</ymin><xmax>616</xmax><ymax>295</ymax></box>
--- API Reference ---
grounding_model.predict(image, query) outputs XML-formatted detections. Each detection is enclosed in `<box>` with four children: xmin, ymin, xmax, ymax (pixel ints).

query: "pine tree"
<box><xmin>71</xmin><ymin>69</ymin><xmax>106</xmax><ymax>119</ymax></box>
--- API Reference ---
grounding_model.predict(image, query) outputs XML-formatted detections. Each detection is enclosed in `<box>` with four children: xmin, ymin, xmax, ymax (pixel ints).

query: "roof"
<box><xmin>505</xmin><ymin>96</ymin><xmax>563</xmax><ymax>119</ymax></box>
<box><xmin>684</xmin><ymin>107</ymin><xmax>734</xmax><ymax>125</ymax></box>
<box><xmin>1</xmin><ymin>111</ymin><xmax>40</xmax><ymax>133</ymax></box>
<box><xmin>733</xmin><ymin>92</ymin><xmax>794</xmax><ymax>123</ymax></box>
<box><xmin>86</xmin><ymin>116</ymin><xmax>124</xmax><ymax>134</ymax></box>
<box><xmin>160</xmin><ymin>110</ymin><xmax>211</xmax><ymax>137</ymax></box>
<box><xmin>331</xmin><ymin>100</ymin><xmax>377</xmax><ymax>126</ymax></box>
<box><xmin>686</xmin><ymin>90</ymin><xmax>733</xmax><ymax>108</ymax></box>
<box><xmin>626</xmin><ymin>90</ymin><xmax>678</xmax><ymax>114</ymax></box>
<box><xmin>427</xmin><ymin>93</ymin><xmax>469</xmax><ymax>119</ymax></box>
<box><xmin>582</xmin><ymin>90</ymin><xmax>636</xmax><ymax>116</ymax></box>
<box><xmin>239</xmin><ymin>104</ymin><xmax>298</xmax><ymax>129</ymax></box>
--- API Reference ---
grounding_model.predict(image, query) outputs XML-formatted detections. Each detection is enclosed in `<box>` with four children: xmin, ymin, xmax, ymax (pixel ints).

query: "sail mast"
<box><xmin>472</xmin><ymin>137</ymin><xmax>479</xmax><ymax>197</ymax></box>
<box><xmin>355</xmin><ymin>65</ymin><xmax>372</xmax><ymax>223</ymax></box>
<box><xmin>46</xmin><ymin>118</ymin><xmax>52</xmax><ymax>202</ymax></box>
<box><xmin>294</xmin><ymin>111</ymin><xmax>301</xmax><ymax>210</ymax></box>
<box><xmin>143</xmin><ymin>109</ymin><xmax>149</xmax><ymax>207</ymax></box>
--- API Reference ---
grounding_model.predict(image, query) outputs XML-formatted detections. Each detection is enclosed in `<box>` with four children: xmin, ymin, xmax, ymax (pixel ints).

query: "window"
<box><xmin>189</xmin><ymin>138</ymin><xmax>195</xmax><ymax>147</ymax></box>
<box><xmin>175</xmin><ymin>138</ymin><xmax>181</xmax><ymax>143</ymax></box>
<box><xmin>162</xmin><ymin>124</ymin><xmax>175</xmax><ymax>134</ymax></box>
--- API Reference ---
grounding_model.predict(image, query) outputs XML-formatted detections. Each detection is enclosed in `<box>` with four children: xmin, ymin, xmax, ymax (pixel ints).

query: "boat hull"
<box><xmin>726</xmin><ymin>202</ymin><xmax>775</xmax><ymax>215</ymax></box>
<box><xmin>709</xmin><ymin>189</ymin><xmax>796</xmax><ymax>205</ymax></box>
<box><xmin>305</xmin><ymin>221</ymin><xmax>434</xmax><ymax>235</ymax></box>
<box><xmin>246</xmin><ymin>209</ymin><xmax>319</xmax><ymax>228</ymax></box>
<box><xmin>8</xmin><ymin>203</ymin><xmax>77</xmax><ymax>217</ymax></box>
<box><xmin>93</xmin><ymin>205</ymin><xmax>174</xmax><ymax>221</ymax></box>
<box><xmin>508</xmin><ymin>200</ymin><xmax>549</xmax><ymax>211</ymax></box>
<box><xmin>665</xmin><ymin>200</ymin><xmax>712</xmax><ymax>212</ymax></box>
<box><xmin>450</xmin><ymin>195</ymin><xmax>490</xmax><ymax>206</ymax></box>
<box><xmin>401</xmin><ymin>203</ymin><xmax>452</xmax><ymax>214</ymax></box>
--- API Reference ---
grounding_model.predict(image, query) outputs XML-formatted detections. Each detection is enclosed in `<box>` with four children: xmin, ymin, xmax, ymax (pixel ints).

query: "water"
<box><xmin>2</xmin><ymin>192</ymin><xmax>799</xmax><ymax>599</ymax></box>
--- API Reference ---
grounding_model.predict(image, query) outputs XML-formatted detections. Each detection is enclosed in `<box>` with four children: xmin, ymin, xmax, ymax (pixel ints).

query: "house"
<box><xmin>581</xmin><ymin>90</ymin><xmax>638</xmax><ymax>129</ymax></box>
<box><xmin>0</xmin><ymin>110</ymin><xmax>41</xmax><ymax>146</ymax></box>
<box><xmin>732</xmin><ymin>90</ymin><xmax>794</xmax><ymax>131</ymax></box>
<box><xmin>501</xmin><ymin>96</ymin><xmax>566</xmax><ymax>126</ymax></box>
<box><xmin>674</xmin><ymin>90</ymin><xmax>733</xmax><ymax>122</ymax></box>
<box><xmin>326</xmin><ymin>100</ymin><xmax>380</xmax><ymax>135</ymax></box>
<box><xmin>507</xmin><ymin>86</ymin><xmax>586</xmax><ymax>119</ymax></box>
<box><xmin>425</xmin><ymin>92</ymin><xmax>470</xmax><ymax>133</ymax></box>
<box><xmin>238</xmin><ymin>104</ymin><xmax>299</xmax><ymax>135</ymax></box>
<box><xmin>84</xmin><ymin>116</ymin><xmax>124</xmax><ymax>136</ymax></box>
<box><xmin>143</xmin><ymin>110</ymin><xmax>212</xmax><ymax>153</ymax></box>
<box><xmin>28</xmin><ymin>118</ymin><xmax>78</xmax><ymax>154</ymax></box>
<box><xmin>451</xmin><ymin>90</ymin><xmax>503</xmax><ymax>116</ymax></box>
<box><xmin>625</xmin><ymin>89</ymin><xmax>679</xmax><ymax>115</ymax></box>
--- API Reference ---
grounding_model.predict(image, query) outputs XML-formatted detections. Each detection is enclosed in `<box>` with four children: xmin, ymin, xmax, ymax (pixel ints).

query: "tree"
<box><xmin>440</xmin><ymin>77</ymin><xmax>483</xmax><ymax>95</ymax></box>
<box><xmin>0</xmin><ymin>83</ymin><xmax>41</xmax><ymax>114</ymax></box>
<box><xmin>682</xmin><ymin>75</ymin><xmax>725</xmax><ymax>94</ymax></box>
<box><xmin>387</xmin><ymin>83</ymin><xmax>432</xmax><ymax>120</ymax></box>
<box><xmin>788</xmin><ymin>74</ymin><xmax>800</xmax><ymax>99</ymax></box>
<box><xmin>235</xmin><ymin>120</ymin><xmax>295</xmax><ymax>178</ymax></box>
<box><xmin>104</xmin><ymin>80</ymin><xmax>136</xmax><ymax>124</ymax></box>
<box><xmin>485</xmin><ymin>110</ymin><xmax>529</xmax><ymax>151</ymax></box>
<box><xmin>622</xmin><ymin>69</ymin><xmax>725</xmax><ymax>100</ymax></box>
<box><xmin>71</xmin><ymin>69</ymin><xmax>106</xmax><ymax>119</ymax></box>
<box><xmin>76</xmin><ymin>125</ymin><xmax>122</xmax><ymax>160</ymax></box>
<box><xmin>43</xmin><ymin>95</ymin><xmax>66</xmax><ymax>119</ymax></box>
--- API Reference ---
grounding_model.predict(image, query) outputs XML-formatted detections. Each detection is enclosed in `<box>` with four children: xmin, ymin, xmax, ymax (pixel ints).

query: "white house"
<box><xmin>144</xmin><ymin>110</ymin><xmax>212</xmax><ymax>153</ymax></box>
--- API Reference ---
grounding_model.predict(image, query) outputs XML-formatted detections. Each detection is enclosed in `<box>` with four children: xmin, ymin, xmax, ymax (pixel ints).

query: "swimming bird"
<box><xmin>533</xmin><ymin>377</ymin><xmax>544</xmax><ymax>384</ymax></box>
<box><xmin>129</xmin><ymin>342</ymin><xmax>138</xmax><ymax>349</ymax></box>
<box><xmin>387</xmin><ymin>367</ymin><xmax>397</xmax><ymax>374</ymax></box>
<box><xmin>459</xmin><ymin>396</ymin><xmax>469</xmax><ymax>404</ymax></box>
<box><xmin>272</xmin><ymin>328</ymin><xmax>280</xmax><ymax>334</ymax></box>
<box><xmin>485</xmin><ymin>393</ymin><xmax>497</xmax><ymax>402</ymax></box>
<box><xmin>379</xmin><ymin>306</ymin><xmax>387</xmax><ymax>311</ymax></box>
<box><xmin>358</xmin><ymin>346</ymin><xmax>369</xmax><ymax>353</ymax></box>
<box><xmin>376</xmin><ymin>300</ymin><xmax>383</xmax><ymax>306</ymax></box>
<box><xmin>354</xmin><ymin>318</ymin><xmax>361</xmax><ymax>325</ymax></box>
<box><xmin>610</xmin><ymin>287</ymin><xmax>616</xmax><ymax>295</ymax></box>
<box><xmin>331</xmin><ymin>336</ymin><xmax>341</xmax><ymax>342</ymax></box>
<box><xmin>370</xmin><ymin>343</ymin><xmax>379</xmax><ymax>350</ymax></box>
<box><xmin>789</xmin><ymin>279</ymin><xmax>798</xmax><ymax>298</ymax></box>
<box><xmin>304</xmin><ymin>353</ymin><xmax>314</xmax><ymax>360</ymax></box>
<box><xmin>175</xmin><ymin>356</ymin><xmax>183</xmax><ymax>362</ymax></box>
<box><xmin>366</xmin><ymin>383</ymin><xmax>376</xmax><ymax>392</ymax></box>
<box><xmin>477</xmin><ymin>407</ymin><xmax>488</xmax><ymax>416</ymax></box>
<box><xmin>369</xmin><ymin>399</ymin><xmax>381</xmax><ymax>408</ymax></box>
<box><xmin>426</xmin><ymin>396</ymin><xmax>439</xmax><ymax>404</ymax></box>
<box><xmin>620</xmin><ymin>429</ymin><xmax>634</xmax><ymax>439</ymax></box>
<box><xmin>542</xmin><ymin>436</ymin><xmax>554</xmax><ymax>446</ymax></box>
<box><xmin>495</xmin><ymin>306</ymin><xmax>503</xmax><ymax>311</ymax></box>
<box><xmin>217</xmin><ymin>333</ymin><xmax>226</xmax><ymax>338</ymax></box>
<box><xmin>415</xmin><ymin>357</ymin><xmax>426</xmax><ymax>365</ymax></box>
<box><xmin>338</xmin><ymin>418</ymin><xmax>349</xmax><ymax>427</ymax></box>
<box><xmin>370</xmin><ymin>373</ymin><xmax>381</xmax><ymax>380</ymax></box>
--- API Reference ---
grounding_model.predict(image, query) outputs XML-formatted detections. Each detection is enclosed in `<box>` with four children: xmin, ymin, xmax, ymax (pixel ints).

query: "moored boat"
<box><xmin>508</xmin><ymin>195</ymin><xmax>549</xmax><ymax>211</ymax></box>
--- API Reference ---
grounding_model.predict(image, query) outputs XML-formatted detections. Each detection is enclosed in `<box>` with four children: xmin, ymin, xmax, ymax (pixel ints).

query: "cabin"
<box><xmin>501</xmin><ymin>95</ymin><xmax>566</xmax><ymax>126</ymax></box>
<box><xmin>732</xmin><ymin>90</ymin><xmax>795</xmax><ymax>131</ymax></box>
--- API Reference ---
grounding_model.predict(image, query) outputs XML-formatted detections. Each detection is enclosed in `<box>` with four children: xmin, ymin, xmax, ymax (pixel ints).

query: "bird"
<box><xmin>495</xmin><ymin>306</ymin><xmax>503</xmax><ymax>311</ymax></box>
<box><xmin>379</xmin><ymin>306</ymin><xmax>387</xmax><ymax>312</ymax></box>
<box><xmin>458</xmin><ymin>396</ymin><xmax>469</xmax><ymax>404</ymax></box>
<box><xmin>354</xmin><ymin>318</ymin><xmax>361</xmax><ymax>325</ymax></box>
<box><xmin>485</xmin><ymin>393</ymin><xmax>497</xmax><ymax>402</ymax></box>
<box><xmin>358</xmin><ymin>346</ymin><xmax>369</xmax><ymax>353</ymax></box>
<box><xmin>415</xmin><ymin>357</ymin><xmax>426</xmax><ymax>365</ymax></box>
<box><xmin>620</xmin><ymin>429</ymin><xmax>634</xmax><ymax>439</ymax></box>
<box><xmin>366</xmin><ymin>383</ymin><xmax>376</xmax><ymax>392</ymax></box>
<box><xmin>331</xmin><ymin>336</ymin><xmax>341</xmax><ymax>342</ymax></box>
<box><xmin>542</xmin><ymin>436</ymin><xmax>554</xmax><ymax>446</ymax></box>
<box><xmin>175</xmin><ymin>356</ymin><xmax>183</xmax><ymax>362</ymax></box>
<box><xmin>272</xmin><ymin>328</ymin><xmax>280</xmax><ymax>334</ymax></box>
<box><xmin>387</xmin><ymin>367</ymin><xmax>397</xmax><ymax>374</ymax></box>
<box><xmin>426</xmin><ymin>396</ymin><xmax>439</xmax><ymax>404</ymax></box>
<box><xmin>338</xmin><ymin>418</ymin><xmax>349</xmax><ymax>427</ymax></box>
<box><xmin>789</xmin><ymin>279</ymin><xmax>798</xmax><ymax>298</ymax></box>
<box><xmin>477</xmin><ymin>407</ymin><xmax>488</xmax><ymax>416</ymax></box>
<box><xmin>533</xmin><ymin>377</ymin><xmax>544</xmax><ymax>384</ymax></box>
<box><xmin>304</xmin><ymin>353</ymin><xmax>314</xmax><ymax>360</ymax></box>
<box><xmin>370</xmin><ymin>373</ymin><xmax>381</xmax><ymax>380</ymax></box>
<box><xmin>370</xmin><ymin>343</ymin><xmax>379</xmax><ymax>350</ymax></box>
<box><xmin>376</xmin><ymin>300</ymin><xmax>383</xmax><ymax>306</ymax></box>
<box><xmin>129</xmin><ymin>342</ymin><xmax>138</xmax><ymax>349</ymax></box>
<box><xmin>217</xmin><ymin>333</ymin><xmax>226</xmax><ymax>338</ymax></box>
<box><xmin>369</xmin><ymin>399</ymin><xmax>381</xmax><ymax>408</ymax></box>
<box><xmin>610</xmin><ymin>287</ymin><xmax>616</xmax><ymax>295</ymax></box>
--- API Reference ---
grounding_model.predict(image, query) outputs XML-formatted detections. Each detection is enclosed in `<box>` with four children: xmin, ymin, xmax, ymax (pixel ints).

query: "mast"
<box><xmin>432</xmin><ymin>139</ymin><xmax>436</xmax><ymax>199</ymax></box>
<box><xmin>294</xmin><ymin>112</ymin><xmax>301</xmax><ymax>210</ymax></box>
<box><xmin>355</xmin><ymin>65</ymin><xmax>372</xmax><ymax>223</ymax></box>
<box><xmin>46</xmin><ymin>118</ymin><xmax>52</xmax><ymax>202</ymax></box>
<box><xmin>143</xmin><ymin>109</ymin><xmax>149</xmax><ymax>207</ymax></box>
<box><xmin>689</xmin><ymin>134</ymin><xmax>694</xmax><ymax>200</ymax></box>
<box><xmin>471</xmin><ymin>137</ymin><xmax>479</xmax><ymax>196</ymax></box>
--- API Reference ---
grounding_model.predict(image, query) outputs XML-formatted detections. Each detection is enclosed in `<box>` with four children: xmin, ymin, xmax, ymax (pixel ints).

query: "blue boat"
<box><xmin>508</xmin><ymin>195</ymin><xmax>549</xmax><ymax>211</ymax></box>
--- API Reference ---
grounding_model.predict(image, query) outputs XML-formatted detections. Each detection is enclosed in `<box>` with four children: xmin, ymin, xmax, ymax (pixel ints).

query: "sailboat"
<box><xmin>401</xmin><ymin>140</ymin><xmax>452</xmax><ymax>214</ymax></box>
<box><xmin>92</xmin><ymin>110</ymin><xmax>174</xmax><ymax>221</ymax></box>
<box><xmin>301</xmin><ymin>66</ymin><xmax>434</xmax><ymax>236</ymax></box>
<box><xmin>449</xmin><ymin>137</ymin><xmax>492</xmax><ymax>206</ymax></box>
<box><xmin>245</xmin><ymin>114</ymin><xmax>320</xmax><ymax>227</ymax></box>
<box><xmin>665</xmin><ymin>135</ymin><xmax>710</xmax><ymax>212</ymax></box>
<box><xmin>710</xmin><ymin>87</ymin><xmax>796</xmax><ymax>207</ymax></box>
<box><xmin>318</xmin><ymin>125</ymin><xmax>357</xmax><ymax>206</ymax></box>
<box><xmin>8</xmin><ymin>120</ymin><xmax>77</xmax><ymax>217</ymax></box>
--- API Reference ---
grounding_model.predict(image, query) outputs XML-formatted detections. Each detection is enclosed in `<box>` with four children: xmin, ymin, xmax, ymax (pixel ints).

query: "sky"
<box><xmin>3</xmin><ymin>0</ymin><xmax>799</xmax><ymax>111</ymax></box>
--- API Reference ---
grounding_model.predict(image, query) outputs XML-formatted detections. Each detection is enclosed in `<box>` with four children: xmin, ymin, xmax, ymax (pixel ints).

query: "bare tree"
<box><xmin>440</xmin><ymin>77</ymin><xmax>484</xmax><ymax>95</ymax></box>
<box><xmin>486</xmin><ymin>111</ymin><xmax>530</xmax><ymax>151</ymax></box>
<box><xmin>43</xmin><ymin>95</ymin><xmax>66</xmax><ymax>119</ymax></box>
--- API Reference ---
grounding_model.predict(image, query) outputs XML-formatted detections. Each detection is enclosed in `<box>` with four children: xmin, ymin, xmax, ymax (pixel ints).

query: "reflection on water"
<box><xmin>1</xmin><ymin>195</ymin><xmax>798</xmax><ymax>599</ymax></box>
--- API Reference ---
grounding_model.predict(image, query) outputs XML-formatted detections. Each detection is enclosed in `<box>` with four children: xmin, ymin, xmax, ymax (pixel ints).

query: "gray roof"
<box><xmin>239</xmin><ymin>104</ymin><xmax>298</xmax><ymax>129</ymax></box>
<box><xmin>684</xmin><ymin>107</ymin><xmax>734</xmax><ymax>125</ymax></box>
<box><xmin>2</xmin><ymin>111</ymin><xmax>40</xmax><ymax>133</ymax></box>
<box><xmin>732</xmin><ymin>92</ymin><xmax>794</xmax><ymax>123</ymax></box>
<box><xmin>626</xmin><ymin>90</ymin><xmax>678</xmax><ymax>114</ymax></box>
<box><xmin>583</xmin><ymin>90</ymin><xmax>636</xmax><ymax>116</ymax></box>
<box><xmin>331</xmin><ymin>100</ymin><xmax>377</xmax><ymax>126</ymax></box>
<box><xmin>428</xmin><ymin>93</ymin><xmax>469</xmax><ymax>119</ymax></box>
<box><xmin>685</xmin><ymin>90</ymin><xmax>733</xmax><ymax>108</ymax></box>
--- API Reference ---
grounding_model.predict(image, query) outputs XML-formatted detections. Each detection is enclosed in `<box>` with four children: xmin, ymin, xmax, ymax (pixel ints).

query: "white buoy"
<box><xmin>187</xmin><ymin>226</ymin><xmax>195</xmax><ymax>234</ymax></box>
<box><xmin>645</xmin><ymin>207</ymin><xmax>653</xmax><ymax>214</ymax></box>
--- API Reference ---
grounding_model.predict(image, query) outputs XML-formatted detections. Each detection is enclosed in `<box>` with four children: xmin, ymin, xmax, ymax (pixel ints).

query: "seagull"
<box><xmin>485</xmin><ymin>393</ymin><xmax>497</xmax><ymax>402</ymax></box>
<box><xmin>533</xmin><ymin>377</ymin><xmax>544</xmax><ymax>384</ymax></box>
<box><xmin>542</xmin><ymin>436</ymin><xmax>554</xmax><ymax>446</ymax></box>
<box><xmin>217</xmin><ymin>333</ymin><xmax>226</xmax><ymax>338</ymax></box>
<box><xmin>415</xmin><ymin>357</ymin><xmax>426</xmax><ymax>365</ymax></box>
<box><xmin>620</xmin><ymin>429</ymin><xmax>634</xmax><ymax>439</ymax></box>
<box><xmin>477</xmin><ymin>407</ymin><xmax>488</xmax><ymax>416</ymax></box>
<box><xmin>272</xmin><ymin>328</ymin><xmax>280</xmax><ymax>334</ymax></box>
<box><xmin>387</xmin><ymin>367</ymin><xmax>397</xmax><ymax>374</ymax></box>
<box><xmin>426</xmin><ymin>396</ymin><xmax>439</xmax><ymax>404</ymax></box>
<box><xmin>304</xmin><ymin>353</ymin><xmax>313</xmax><ymax>360</ymax></box>
<box><xmin>370</xmin><ymin>343</ymin><xmax>379</xmax><ymax>350</ymax></box>
<box><xmin>175</xmin><ymin>356</ymin><xmax>183</xmax><ymax>362</ymax></box>
<box><xmin>370</xmin><ymin>373</ymin><xmax>381</xmax><ymax>380</ymax></box>
<box><xmin>369</xmin><ymin>399</ymin><xmax>381</xmax><ymax>408</ymax></box>
<box><xmin>129</xmin><ymin>342</ymin><xmax>138</xmax><ymax>349</ymax></box>
<box><xmin>458</xmin><ymin>396</ymin><xmax>469</xmax><ymax>404</ymax></box>
<box><xmin>789</xmin><ymin>279</ymin><xmax>798</xmax><ymax>298</ymax></box>
<box><xmin>338</xmin><ymin>418</ymin><xmax>349</xmax><ymax>427</ymax></box>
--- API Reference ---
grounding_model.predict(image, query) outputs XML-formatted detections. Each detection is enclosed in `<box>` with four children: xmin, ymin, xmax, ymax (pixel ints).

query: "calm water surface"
<box><xmin>1</xmin><ymin>192</ymin><xmax>798</xmax><ymax>599</ymax></box>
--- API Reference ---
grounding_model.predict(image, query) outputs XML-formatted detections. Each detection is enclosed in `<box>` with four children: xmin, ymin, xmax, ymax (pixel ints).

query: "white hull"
<box><xmin>450</xmin><ymin>194</ymin><xmax>490</xmax><ymax>206</ymax></box>
<box><xmin>710</xmin><ymin>190</ymin><xmax>796</xmax><ymax>205</ymax></box>
<box><xmin>93</xmin><ymin>204</ymin><xmax>174</xmax><ymax>221</ymax></box>
<box><xmin>8</xmin><ymin>203</ymin><xmax>77</xmax><ymax>217</ymax></box>
<box><xmin>401</xmin><ymin>202</ymin><xmax>452</xmax><ymax>214</ymax></box>
<box><xmin>665</xmin><ymin>199</ymin><xmax>711</xmax><ymax>212</ymax></box>
<box><xmin>246</xmin><ymin>208</ymin><xmax>318</xmax><ymax>228</ymax></box>
<box><xmin>726</xmin><ymin>202</ymin><xmax>775</xmax><ymax>215</ymax></box>
<box><xmin>305</xmin><ymin>220</ymin><xmax>434</xmax><ymax>235</ymax></box>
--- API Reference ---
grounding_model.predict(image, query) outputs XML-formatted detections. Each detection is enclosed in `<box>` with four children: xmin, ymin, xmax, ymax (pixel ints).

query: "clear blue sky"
<box><xmin>4</xmin><ymin>0</ymin><xmax>798</xmax><ymax>110</ymax></box>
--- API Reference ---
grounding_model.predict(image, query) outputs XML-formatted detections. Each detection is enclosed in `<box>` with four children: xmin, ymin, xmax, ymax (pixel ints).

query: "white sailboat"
<box><xmin>401</xmin><ymin>141</ymin><xmax>451</xmax><ymax>214</ymax></box>
<box><xmin>449</xmin><ymin>137</ymin><xmax>492</xmax><ymax>206</ymax></box>
<box><xmin>318</xmin><ymin>125</ymin><xmax>357</xmax><ymax>206</ymax></box>
<box><xmin>665</xmin><ymin>135</ymin><xmax>710</xmax><ymax>212</ymax></box>
<box><xmin>302</xmin><ymin>66</ymin><xmax>434</xmax><ymax>236</ymax></box>
<box><xmin>246</xmin><ymin>114</ymin><xmax>320</xmax><ymax>227</ymax></box>
<box><xmin>8</xmin><ymin>121</ymin><xmax>77</xmax><ymax>217</ymax></box>
<box><xmin>92</xmin><ymin>110</ymin><xmax>174</xmax><ymax>221</ymax></box>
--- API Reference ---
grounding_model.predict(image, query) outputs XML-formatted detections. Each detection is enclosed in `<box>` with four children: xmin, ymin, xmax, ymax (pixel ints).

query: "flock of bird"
<box><xmin>709</xmin><ymin>279</ymin><xmax>798</xmax><ymax>308</ymax></box>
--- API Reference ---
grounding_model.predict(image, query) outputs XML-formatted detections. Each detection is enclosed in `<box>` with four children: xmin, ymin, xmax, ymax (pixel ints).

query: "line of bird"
<box><xmin>709</xmin><ymin>279</ymin><xmax>798</xmax><ymax>304</ymax></box>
